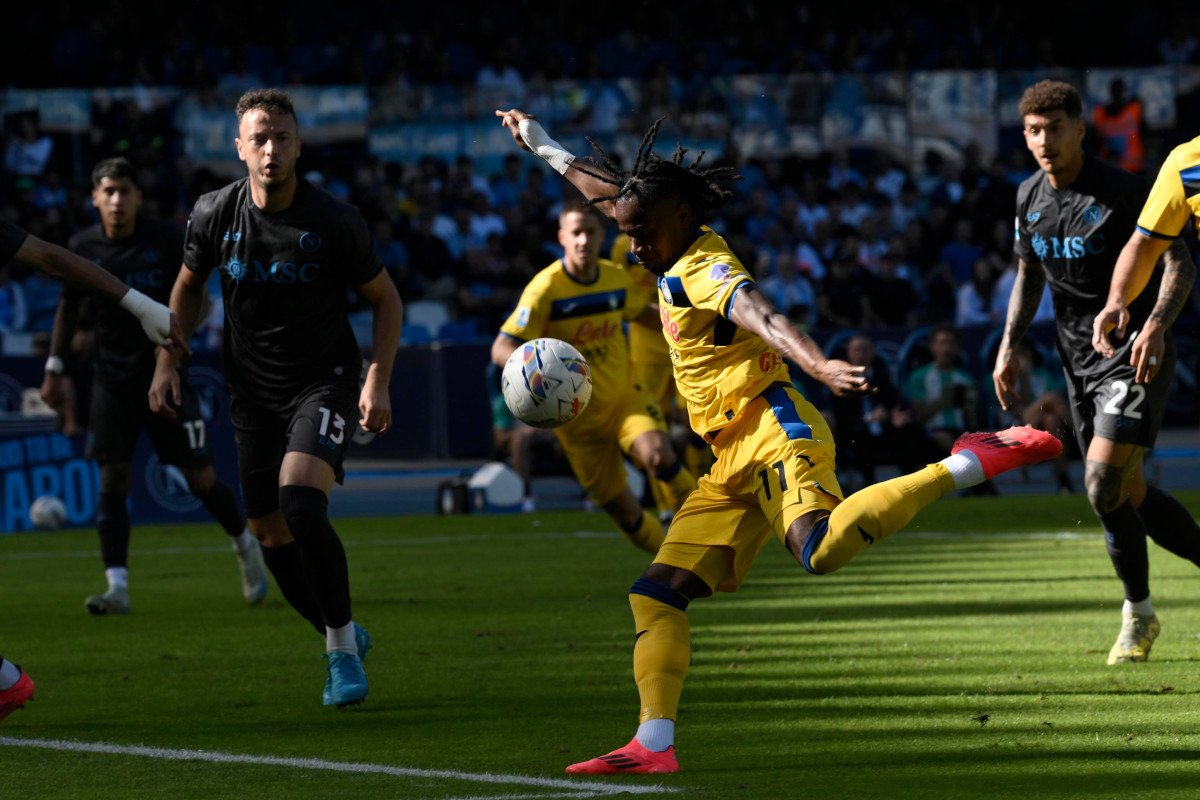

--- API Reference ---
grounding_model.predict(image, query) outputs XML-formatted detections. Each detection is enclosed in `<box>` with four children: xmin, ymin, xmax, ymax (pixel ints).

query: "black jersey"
<box><xmin>0</xmin><ymin>221</ymin><xmax>28</xmax><ymax>268</ymax></box>
<box><xmin>68</xmin><ymin>221</ymin><xmax>184</xmax><ymax>385</ymax></box>
<box><xmin>1014</xmin><ymin>155</ymin><xmax>1163</xmax><ymax>377</ymax></box>
<box><xmin>183</xmin><ymin>177</ymin><xmax>383</xmax><ymax>410</ymax></box>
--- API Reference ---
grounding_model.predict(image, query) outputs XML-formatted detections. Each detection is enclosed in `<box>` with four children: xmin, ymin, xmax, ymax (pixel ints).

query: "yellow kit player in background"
<box><xmin>491</xmin><ymin>199</ymin><xmax>698</xmax><ymax>553</ymax></box>
<box><xmin>498</xmin><ymin>107</ymin><xmax>1063</xmax><ymax>774</ymax></box>
<box><xmin>610</xmin><ymin>233</ymin><xmax>713</xmax><ymax>506</ymax></box>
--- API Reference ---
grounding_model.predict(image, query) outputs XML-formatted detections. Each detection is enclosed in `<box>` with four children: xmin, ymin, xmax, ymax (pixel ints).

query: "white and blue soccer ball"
<box><xmin>501</xmin><ymin>338</ymin><xmax>593</xmax><ymax>429</ymax></box>
<box><xmin>29</xmin><ymin>494</ymin><xmax>68</xmax><ymax>531</ymax></box>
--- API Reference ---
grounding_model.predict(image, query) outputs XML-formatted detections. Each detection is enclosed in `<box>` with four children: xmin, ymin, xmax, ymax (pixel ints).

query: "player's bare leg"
<box><xmin>603</xmin><ymin>490</ymin><xmax>664</xmax><ymax>554</ymax></box>
<box><xmin>628</xmin><ymin>430</ymin><xmax>697</xmax><ymax>524</ymax></box>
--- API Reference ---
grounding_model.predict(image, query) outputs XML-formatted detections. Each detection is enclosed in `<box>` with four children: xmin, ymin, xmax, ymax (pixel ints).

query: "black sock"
<box><xmin>96</xmin><ymin>492</ymin><xmax>130</xmax><ymax>569</ymax></box>
<box><xmin>196</xmin><ymin>479</ymin><xmax>247</xmax><ymax>538</ymax></box>
<box><xmin>261</xmin><ymin>541</ymin><xmax>325</xmax><ymax>635</ymax></box>
<box><xmin>1099</xmin><ymin>500</ymin><xmax>1150</xmax><ymax>602</ymax></box>
<box><xmin>279</xmin><ymin>485</ymin><xmax>352</xmax><ymax>630</ymax></box>
<box><xmin>1138</xmin><ymin>485</ymin><xmax>1200</xmax><ymax>567</ymax></box>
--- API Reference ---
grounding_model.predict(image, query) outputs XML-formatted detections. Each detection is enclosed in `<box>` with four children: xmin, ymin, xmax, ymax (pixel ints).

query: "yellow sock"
<box><xmin>807</xmin><ymin>463</ymin><xmax>956</xmax><ymax>574</ymax></box>
<box><xmin>622</xmin><ymin>510</ymin><xmax>665</xmax><ymax>554</ymax></box>
<box><xmin>629</xmin><ymin>588</ymin><xmax>691</xmax><ymax>724</ymax></box>
<box><xmin>655</xmin><ymin>463</ymin><xmax>698</xmax><ymax>512</ymax></box>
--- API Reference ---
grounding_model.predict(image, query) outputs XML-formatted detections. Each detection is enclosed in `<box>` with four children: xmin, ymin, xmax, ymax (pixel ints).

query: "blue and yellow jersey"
<box><xmin>611</xmin><ymin>233</ymin><xmax>671</xmax><ymax>365</ymax></box>
<box><xmin>501</xmin><ymin>258</ymin><xmax>650</xmax><ymax>431</ymax></box>
<box><xmin>1137</xmin><ymin>135</ymin><xmax>1200</xmax><ymax>242</ymax></box>
<box><xmin>658</xmin><ymin>227</ymin><xmax>791</xmax><ymax>438</ymax></box>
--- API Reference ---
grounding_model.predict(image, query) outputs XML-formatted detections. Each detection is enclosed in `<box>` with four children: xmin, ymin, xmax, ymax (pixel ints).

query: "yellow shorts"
<box><xmin>555</xmin><ymin>383</ymin><xmax>668</xmax><ymax>505</ymax></box>
<box><xmin>654</xmin><ymin>385</ymin><xmax>842</xmax><ymax>592</ymax></box>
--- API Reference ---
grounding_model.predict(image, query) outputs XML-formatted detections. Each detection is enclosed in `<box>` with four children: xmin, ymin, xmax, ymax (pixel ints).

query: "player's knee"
<box><xmin>785</xmin><ymin>511</ymin><xmax>832</xmax><ymax>574</ymax></box>
<box><xmin>278</xmin><ymin>484</ymin><xmax>329</xmax><ymax>542</ymax></box>
<box><xmin>641</xmin><ymin>563</ymin><xmax>713</xmax><ymax>600</ymax></box>
<box><xmin>99</xmin><ymin>462</ymin><xmax>132</xmax><ymax>496</ymax></box>
<box><xmin>248</xmin><ymin>513</ymin><xmax>291</xmax><ymax>547</ymax></box>
<box><xmin>1085</xmin><ymin>463</ymin><xmax>1125</xmax><ymax>514</ymax></box>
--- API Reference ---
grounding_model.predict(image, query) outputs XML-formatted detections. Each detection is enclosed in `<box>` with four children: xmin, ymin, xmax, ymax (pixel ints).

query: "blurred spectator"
<box><xmin>905</xmin><ymin>323</ymin><xmax>979</xmax><ymax>456</ymax></box>
<box><xmin>1093</xmin><ymin>78</ymin><xmax>1146</xmax><ymax>173</ymax></box>
<box><xmin>817</xmin><ymin>245</ymin><xmax>869</xmax><ymax>328</ymax></box>
<box><xmin>939</xmin><ymin>218</ymin><xmax>983</xmax><ymax>285</ymax></box>
<box><xmin>4</xmin><ymin>113</ymin><xmax>54</xmax><ymax>177</ymax></box>
<box><xmin>0</xmin><ymin>275</ymin><xmax>28</xmax><ymax>333</ymax></box>
<box><xmin>955</xmin><ymin>257</ymin><xmax>1000</xmax><ymax>327</ymax></box>
<box><xmin>991</xmin><ymin>339</ymin><xmax>1074</xmax><ymax>493</ymax></box>
<box><xmin>864</xmin><ymin>249</ymin><xmax>919</xmax><ymax>329</ymax></box>
<box><xmin>829</xmin><ymin>333</ymin><xmax>936</xmax><ymax>491</ymax></box>
<box><xmin>758</xmin><ymin>251</ymin><xmax>817</xmax><ymax>329</ymax></box>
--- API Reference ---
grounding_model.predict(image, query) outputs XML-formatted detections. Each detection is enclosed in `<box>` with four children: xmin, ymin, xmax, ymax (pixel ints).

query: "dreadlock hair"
<box><xmin>573</xmin><ymin>118</ymin><xmax>741</xmax><ymax>224</ymax></box>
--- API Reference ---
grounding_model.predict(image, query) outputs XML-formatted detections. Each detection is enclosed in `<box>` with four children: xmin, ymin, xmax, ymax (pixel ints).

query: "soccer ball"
<box><xmin>30</xmin><ymin>494</ymin><xmax>67</xmax><ymax>531</ymax></box>
<box><xmin>501</xmin><ymin>338</ymin><xmax>592</xmax><ymax>428</ymax></box>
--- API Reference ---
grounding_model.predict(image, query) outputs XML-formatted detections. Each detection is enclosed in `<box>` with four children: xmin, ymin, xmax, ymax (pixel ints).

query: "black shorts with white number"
<box><xmin>231</xmin><ymin>379</ymin><xmax>359</xmax><ymax>519</ymax></box>
<box><xmin>1064</xmin><ymin>341</ymin><xmax>1175</xmax><ymax>451</ymax></box>
<box><xmin>87</xmin><ymin>377</ymin><xmax>212</xmax><ymax>468</ymax></box>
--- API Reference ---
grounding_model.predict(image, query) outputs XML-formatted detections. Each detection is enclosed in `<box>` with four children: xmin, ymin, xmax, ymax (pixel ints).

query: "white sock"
<box><xmin>0</xmin><ymin>658</ymin><xmax>21</xmax><ymax>690</ymax></box>
<box><xmin>1124</xmin><ymin>597</ymin><xmax>1155</xmax><ymax>616</ymax></box>
<box><xmin>939</xmin><ymin>451</ymin><xmax>985</xmax><ymax>491</ymax></box>
<box><xmin>105</xmin><ymin>567</ymin><xmax>129</xmax><ymax>591</ymax></box>
<box><xmin>232</xmin><ymin>528</ymin><xmax>255</xmax><ymax>552</ymax></box>
<box><xmin>326</xmin><ymin>621</ymin><xmax>357</xmax><ymax>655</ymax></box>
<box><xmin>635</xmin><ymin>718</ymin><xmax>675</xmax><ymax>752</ymax></box>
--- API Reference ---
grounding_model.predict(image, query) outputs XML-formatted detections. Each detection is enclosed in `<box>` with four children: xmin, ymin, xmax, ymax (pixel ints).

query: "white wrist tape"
<box><xmin>44</xmin><ymin>356</ymin><xmax>64</xmax><ymax>375</ymax></box>
<box><xmin>120</xmin><ymin>288</ymin><xmax>172</xmax><ymax>346</ymax></box>
<box><xmin>517</xmin><ymin>118</ymin><xmax>576</xmax><ymax>175</ymax></box>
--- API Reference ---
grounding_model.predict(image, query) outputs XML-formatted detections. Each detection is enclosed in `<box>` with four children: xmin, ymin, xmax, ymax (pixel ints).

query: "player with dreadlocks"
<box><xmin>497</xmin><ymin>108</ymin><xmax>1062</xmax><ymax>774</ymax></box>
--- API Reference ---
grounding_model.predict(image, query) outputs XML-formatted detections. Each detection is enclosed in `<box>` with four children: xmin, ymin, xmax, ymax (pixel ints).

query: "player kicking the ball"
<box><xmin>491</xmin><ymin>199</ymin><xmax>697</xmax><ymax>553</ymax></box>
<box><xmin>498</xmin><ymin>107</ymin><xmax>1062</xmax><ymax>773</ymax></box>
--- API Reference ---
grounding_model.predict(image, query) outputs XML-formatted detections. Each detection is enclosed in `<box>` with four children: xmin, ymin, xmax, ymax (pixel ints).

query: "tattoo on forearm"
<box><xmin>1002</xmin><ymin>261</ymin><xmax>1046</xmax><ymax>345</ymax></box>
<box><xmin>1150</xmin><ymin>240</ymin><xmax>1196</xmax><ymax>329</ymax></box>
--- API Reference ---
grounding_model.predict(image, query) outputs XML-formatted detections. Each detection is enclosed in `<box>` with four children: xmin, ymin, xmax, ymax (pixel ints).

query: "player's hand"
<box><xmin>164</xmin><ymin>312</ymin><xmax>191</xmax><ymax>356</ymax></box>
<box><xmin>148</xmin><ymin>363</ymin><xmax>181</xmax><ymax>418</ymax></box>
<box><xmin>818</xmin><ymin>359</ymin><xmax>875</xmax><ymax>397</ymax></box>
<box><xmin>495</xmin><ymin>109</ymin><xmax>535</xmax><ymax>152</ymax></box>
<box><xmin>992</xmin><ymin>349</ymin><xmax>1022</xmax><ymax>411</ymax></box>
<box><xmin>1131</xmin><ymin>324</ymin><xmax>1166</xmax><ymax>384</ymax></box>
<box><xmin>1091</xmin><ymin>303</ymin><xmax>1129</xmax><ymax>359</ymax></box>
<box><xmin>40</xmin><ymin>373</ymin><xmax>66</xmax><ymax>409</ymax></box>
<box><xmin>358</xmin><ymin>373</ymin><xmax>392</xmax><ymax>435</ymax></box>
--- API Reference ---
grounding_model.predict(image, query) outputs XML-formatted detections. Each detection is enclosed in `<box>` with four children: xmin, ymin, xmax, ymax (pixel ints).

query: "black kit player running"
<box><xmin>998</xmin><ymin>81</ymin><xmax>1200</xmax><ymax>666</ymax></box>
<box><xmin>41</xmin><ymin>158</ymin><xmax>266</xmax><ymax>615</ymax></box>
<box><xmin>152</xmin><ymin>89</ymin><xmax>400</xmax><ymax>709</ymax></box>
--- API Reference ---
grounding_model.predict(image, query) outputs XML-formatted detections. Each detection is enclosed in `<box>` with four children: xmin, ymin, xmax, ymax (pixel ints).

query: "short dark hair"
<box><xmin>91</xmin><ymin>156</ymin><xmax>137</xmax><ymax>188</ymax></box>
<box><xmin>574</xmin><ymin>118</ymin><xmax>741</xmax><ymax>225</ymax></box>
<box><xmin>930</xmin><ymin>322</ymin><xmax>961</xmax><ymax>343</ymax></box>
<box><xmin>1018</xmin><ymin>80</ymin><xmax>1083</xmax><ymax>120</ymax></box>
<box><xmin>560</xmin><ymin>196</ymin><xmax>605</xmax><ymax>224</ymax></box>
<box><xmin>235</xmin><ymin>88</ymin><xmax>298</xmax><ymax>125</ymax></box>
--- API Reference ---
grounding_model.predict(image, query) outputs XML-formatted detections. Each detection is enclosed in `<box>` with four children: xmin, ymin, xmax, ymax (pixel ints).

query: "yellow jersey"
<box><xmin>1137</xmin><ymin>135</ymin><xmax>1200</xmax><ymax>242</ymax></box>
<box><xmin>659</xmin><ymin>227</ymin><xmax>790</xmax><ymax>438</ymax></box>
<box><xmin>611</xmin><ymin>233</ymin><xmax>672</xmax><ymax>364</ymax></box>
<box><xmin>500</xmin><ymin>258</ymin><xmax>650</xmax><ymax>432</ymax></box>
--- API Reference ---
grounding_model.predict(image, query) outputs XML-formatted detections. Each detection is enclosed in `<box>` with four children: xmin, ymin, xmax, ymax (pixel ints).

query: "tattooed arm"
<box><xmin>992</xmin><ymin>258</ymin><xmax>1047</xmax><ymax>411</ymax></box>
<box><xmin>1092</xmin><ymin>231</ymin><xmax>1192</xmax><ymax>383</ymax></box>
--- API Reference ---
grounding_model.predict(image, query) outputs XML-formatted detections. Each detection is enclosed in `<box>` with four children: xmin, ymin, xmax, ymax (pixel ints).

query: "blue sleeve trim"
<box><xmin>499</xmin><ymin>331</ymin><xmax>526</xmax><ymax>343</ymax></box>
<box><xmin>1137</xmin><ymin>225</ymin><xmax>1180</xmax><ymax>241</ymax></box>
<box><xmin>721</xmin><ymin>279</ymin><xmax>755</xmax><ymax>318</ymax></box>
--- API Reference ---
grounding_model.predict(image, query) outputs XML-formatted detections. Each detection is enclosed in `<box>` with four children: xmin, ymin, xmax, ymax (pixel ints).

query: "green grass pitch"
<box><xmin>2</xmin><ymin>492</ymin><xmax>1200</xmax><ymax>799</ymax></box>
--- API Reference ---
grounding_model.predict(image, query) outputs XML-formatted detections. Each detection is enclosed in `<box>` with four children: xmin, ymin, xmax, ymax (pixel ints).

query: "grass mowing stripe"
<box><xmin>0</xmin><ymin>736</ymin><xmax>674</xmax><ymax>796</ymax></box>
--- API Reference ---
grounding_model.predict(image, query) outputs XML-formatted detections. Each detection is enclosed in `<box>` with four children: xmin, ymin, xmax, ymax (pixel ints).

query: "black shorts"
<box><xmin>1064</xmin><ymin>341</ymin><xmax>1174</xmax><ymax>452</ymax></box>
<box><xmin>86</xmin><ymin>377</ymin><xmax>212</xmax><ymax>468</ymax></box>
<box><xmin>231</xmin><ymin>381</ymin><xmax>359</xmax><ymax>519</ymax></box>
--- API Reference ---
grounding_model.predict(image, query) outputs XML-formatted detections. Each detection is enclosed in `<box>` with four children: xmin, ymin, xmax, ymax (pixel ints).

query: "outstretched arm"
<box><xmin>495</xmin><ymin>109</ymin><xmax>622</xmax><ymax>219</ymax></box>
<box><xmin>993</xmin><ymin>258</ymin><xmax>1046</xmax><ymax>411</ymax></box>
<box><xmin>728</xmin><ymin>284</ymin><xmax>872</xmax><ymax>397</ymax></box>
<box><xmin>13</xmin><ymin>234</ymin><xmax>187</xmax><ymax>351</ymax></box>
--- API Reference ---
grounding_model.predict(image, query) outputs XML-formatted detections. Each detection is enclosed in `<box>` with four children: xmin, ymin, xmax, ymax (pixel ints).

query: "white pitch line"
<box><xmin>0</xmin><ymin>530</ymin><xmax>619</xmax><ymax>561</ymax></box>
<box><xmin>0</xmin><ymin>736</ymin><xmax>676</xmax><ymax>796</ymax></box>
